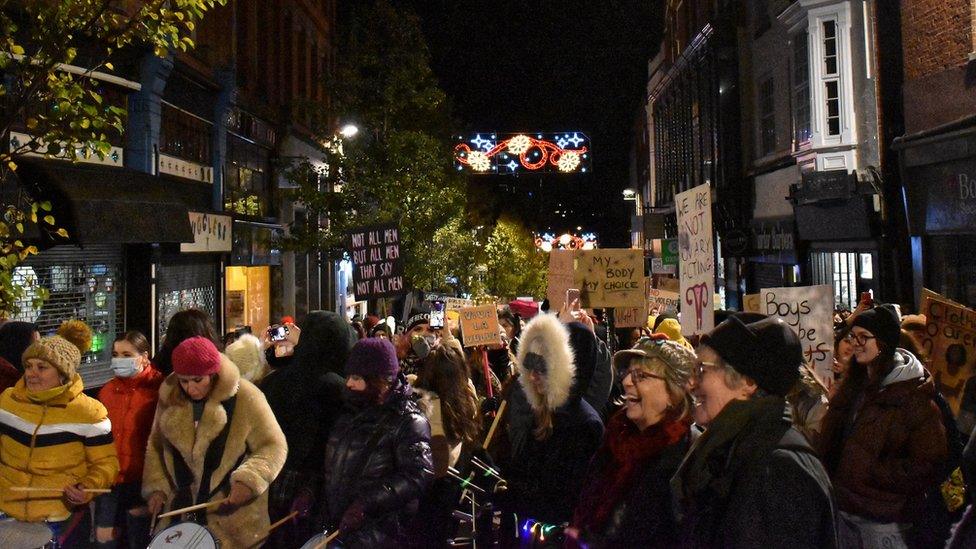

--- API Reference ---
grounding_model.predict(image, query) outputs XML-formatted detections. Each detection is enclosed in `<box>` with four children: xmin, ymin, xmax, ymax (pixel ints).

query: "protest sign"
<box><xmin>443</xmin><ymin>297</ymin><xmax>473</xmax><ymax>311</ymax></box>
<box><xmin>919</xmin><ymin>288</ymin><xmax>976</xmax><ymax>414</ymax></box>
<box><xmin>459</xmin><ymin>305</ymin><xmax>502</xmax><ymax>348</ymax></box>
<box><xmin>616</xmin><ymin>303</ymin><xmax>648</xmax><ymax>328</ymax></box>
<box><xmin>657</xmin><ymin>277</ymin><xmax>680</xmax><ymax>293</ymax></box>
<box><xmin>546</xmin><ymin>249</ymin><xmax>576</xmax><ymax>311</ymax></box>
<box><xmin>743</xmin><ymin>293</ymin><xmax>761</xmax><ymax>313</ymax></box>
<box><xmin>648</xmin><ymin>288</ymin><xmax>680</xmax><ymax>314</ymax></box>
<box><xmin>759</xmin><ymin>285</ymin><xmax>834</xmax><ymax>387</ymax></box>
<box><xmin>676</xmin><ymin>183</ymin><xmax>715</xmax><ymax>335</ymax></box>
<box><xmin>574</xmin><ymin>249</ymin><xmax>645</xmax><ymax>308</ymax></box>
<box><xmin>348</xmin><ymin>223</ymin><xmax>404</xmax><ymax>298</ymax></box>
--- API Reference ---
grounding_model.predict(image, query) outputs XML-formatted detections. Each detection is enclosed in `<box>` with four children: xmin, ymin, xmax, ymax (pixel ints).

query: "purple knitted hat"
<box><xmin>346</xmin><ymin>338</ymin><xmax>400</xmax><ymax>378</ymax></box>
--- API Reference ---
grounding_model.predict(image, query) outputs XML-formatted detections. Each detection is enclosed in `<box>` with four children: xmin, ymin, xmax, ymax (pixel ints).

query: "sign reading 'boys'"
<box><xmin>348</xmin><ymin>223</ymin><xmax>405</xmax><ymax>298</ymax></box>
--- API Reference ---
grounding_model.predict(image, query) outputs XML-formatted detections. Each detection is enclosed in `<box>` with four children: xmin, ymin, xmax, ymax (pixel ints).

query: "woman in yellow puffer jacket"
<box><xmin>0</xmin><ymin>320</ymin><xmax>119</xmax><ymax>546</ymax></box>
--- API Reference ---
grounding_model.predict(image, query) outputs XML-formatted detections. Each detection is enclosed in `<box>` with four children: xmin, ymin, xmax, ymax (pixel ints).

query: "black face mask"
<box><xmin>522</xmin><ymin>352</ymin><xmax>548</xmax><ymax>376</ymax></box>
<box><xmin>343</xmin><ymin>386</ymin><xmax>372</xmax><ymax>409</ymax></box>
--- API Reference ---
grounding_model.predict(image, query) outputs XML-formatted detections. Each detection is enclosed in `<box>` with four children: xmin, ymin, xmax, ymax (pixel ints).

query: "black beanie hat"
<box><xmin>851</xmin><ymin>304</ymin><xmax>901</xmax><ymax>351</ymax></box>
<box><xmin>700</xmin><ymin>316</ymin><xmax>803</xmax><ymax>397</ymax></box>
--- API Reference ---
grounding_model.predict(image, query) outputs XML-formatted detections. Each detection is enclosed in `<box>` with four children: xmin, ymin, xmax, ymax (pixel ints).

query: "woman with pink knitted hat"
<box><xmin>142</xmin><ymin>335</ymin><xmax>287</xmax><ymax>548</ymax></box>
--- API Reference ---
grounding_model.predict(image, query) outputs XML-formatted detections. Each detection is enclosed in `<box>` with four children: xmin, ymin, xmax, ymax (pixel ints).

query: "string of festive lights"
<box><xmin>454</xmin><ymin>132</ymin><xmax>590</xmax><ymax>174</ymax></box>
<box><xmin>534</xmin><ymin>232</ymin><xmax>598</xmax><ymax>251</ymax></box>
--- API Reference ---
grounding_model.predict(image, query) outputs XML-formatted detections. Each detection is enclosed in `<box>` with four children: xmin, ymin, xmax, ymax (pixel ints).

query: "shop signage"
<box><xmin>573</xmin><ymin>249</ymin><xmax>645</xmax><ymax>308</ymax></box>
<box><xmin>793</xmin><ymin>170</ymin><xmax>854</xmax><ymax>205</ymax></box>
<box><xmin>759</xmin><ymin>285</ymin><xmax>835</xmax><ymax>388</ymax></box>
<box><xmin>546</xmin><ymin>249</ymin><xmax>576</xmax><ymax>310</ymax></box>
<box><xmin>676</xmin><ymin>183</ymin><xmax>715</xmax><ymax>335</ymax></box>
<box><xmin>348</xmin><ymin>223</ymin><xmax>405</xmax><ymax>298</ymax></box>
<box><xmin>181</xmin><ymin>212</ymin><xmax>232</xmax><ymax>253</ymax></box>
<box><xmin>459</xmin><ymin>304</ymin><xmax>502</xmax><ymax>348</ymax></box>
<box><xmin>751</xmin><ymin>217</ymin><xmax>796</xmax><ymax>254</ymax></box>
<box><xmin>722</xmin><ymin>229</ymin><xmax>750</xmax><ymax>256</ymax></box>
<box><xmin>921</xmin><ymin>160</ymin><xmax>976</xmax><ymax>233</ymax></box>
<box><xmin>919</xmin><ymin>288</ymin><xmax>976</xmax><ymax>414</ymax></box>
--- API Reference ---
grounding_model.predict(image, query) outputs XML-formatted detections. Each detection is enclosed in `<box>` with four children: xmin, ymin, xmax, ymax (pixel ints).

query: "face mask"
<box><xmin>411</xmin><ymin>335</ymin><xmax>437</xmax><ymax>360</ymax></box>
<box><xmin>111</xmin><ymin>357</ymin><xmax>142</xmax><ymax>378</ymax></box>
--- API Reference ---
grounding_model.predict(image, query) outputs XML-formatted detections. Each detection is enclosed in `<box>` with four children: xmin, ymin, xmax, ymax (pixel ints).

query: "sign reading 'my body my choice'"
<box><xmin>348</xmin><ymin>223</ymin><xmax>404</xmax><ymax>298</ymax></box>
<box><xmin>573</xmin><ymin>249</ymin><xmax>645</xmax><ymax>308</ymax></box>
<box><xmin>676</xmin><ymin>183</ymin><xmax>714</xmax><ymax>335</ymax></box>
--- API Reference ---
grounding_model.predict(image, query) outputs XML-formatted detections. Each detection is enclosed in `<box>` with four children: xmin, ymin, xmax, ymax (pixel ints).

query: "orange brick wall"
<box><xmin>901</xmin><ymin>0</ymin><xmax>973</xmax><ymax>81</ymax></box>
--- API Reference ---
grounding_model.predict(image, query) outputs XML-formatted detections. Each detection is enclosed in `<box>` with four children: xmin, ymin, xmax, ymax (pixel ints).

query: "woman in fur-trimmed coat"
<box><xmin>500</xmin><ymin>314</ymin><xmax>604</xmax><ymax>525</ymax></box>
<box><xmin>142</xmin><ymin>337</ymin><xmax>287</xmax><ymax>548</ymax></box>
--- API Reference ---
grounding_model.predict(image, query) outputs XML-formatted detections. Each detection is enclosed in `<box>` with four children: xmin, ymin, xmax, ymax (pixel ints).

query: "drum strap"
<box><xmin>171</xmin><ymin>395</ymin><xmax>240</xmax><ymax>524</ymax></box>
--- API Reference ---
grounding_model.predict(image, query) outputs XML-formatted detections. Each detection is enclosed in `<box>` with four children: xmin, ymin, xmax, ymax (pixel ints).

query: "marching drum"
<box><xmin>0</xmin><ymin>517</ymin><xmax>54</xmax><ymax>548</ymax></box>
<box><xmin>300</xmin><ymin>529</ymin><xmax>339</xmax><ymax>549</ymax></box>
<box><xmin>148</xmin><ymin>522</ymin><xmax>219</xmax><ymax>549</ymax></box>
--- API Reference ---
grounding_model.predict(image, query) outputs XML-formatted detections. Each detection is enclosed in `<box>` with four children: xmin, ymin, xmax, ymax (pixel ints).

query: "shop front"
<box><xmin>748</xmin><ymin>217</ymin><xmax>801</xmax><ymax>291</ymax></box>
<box><xmin>898</xmin><ymin>122</ymin><xmax>976</xmax><ymax>309</ymax></box>
<box><xmin>790</xmin><ymin>169</ymin><xmax>881</xmax><ymax>309</ymax></box>
<box><xmin>227</xmin><ymin>220</ymin><xmax>282</xmax><ymax>337</ymax></box>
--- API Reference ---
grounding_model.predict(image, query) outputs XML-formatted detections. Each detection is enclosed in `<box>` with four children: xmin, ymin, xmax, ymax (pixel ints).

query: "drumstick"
<box><xmin>253</xmin><ymin>510</ymin><xmax>299</xmax><ymax>541</ymax></box>
<box><xmin>312</xmin><ymin>529</ymin><xmax>341</xmax><ymax>549</ymax></box>
<box><xmin>158</xmin><ymin>497</ymin><xmax>229</xmax><ymax>519</ymax></box>
<box><xmin>483</xmin><ymin>399</ymin><xmax>507</xmax><ymax>448</ymax></box>
<box><xmin>10</xmin><ymin>486</ymin><xmax>111</xmax><ymax>494</ymax></box>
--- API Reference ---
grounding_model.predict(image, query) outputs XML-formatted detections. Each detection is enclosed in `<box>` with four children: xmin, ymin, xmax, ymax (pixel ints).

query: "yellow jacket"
<box><xmin>0</xmin><ymin>374</ymin><xmax>119</xmax><ymax>521</ymax></box>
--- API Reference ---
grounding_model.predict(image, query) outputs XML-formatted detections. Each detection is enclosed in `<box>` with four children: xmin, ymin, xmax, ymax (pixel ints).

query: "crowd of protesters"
<box><xmin>0</xmin><ymin>291</ymin><xmax>974</xmax><ymax>548</ymax></box>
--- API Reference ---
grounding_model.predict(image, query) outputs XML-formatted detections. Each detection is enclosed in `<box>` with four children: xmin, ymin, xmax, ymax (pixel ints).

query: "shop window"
<box><xmin>791</xmin><ymin>31</ymin><xmax>812</xmax><ymax>146</ymax></box>
<box><xmin>810</xmin><ymin>251</ymin><xmax>858</xmax><ymax>310</ymax></box>
<box><xmin>159</xmin><ymin>102</ymin><xmax>213</xmax><ymax>165</ymax></box>
<box><xmin>759</xmin><ymin>76</ymin><xmax>776</xmax><ymax>155</ymax></box>
<box><xmin>224</xmin><ymin>134</ymin><xmax>272</xmax><ymax>218</ymax></box>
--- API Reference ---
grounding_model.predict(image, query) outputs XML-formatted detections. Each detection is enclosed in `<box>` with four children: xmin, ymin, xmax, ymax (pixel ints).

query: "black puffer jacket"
<box><xmin>320</xmin><ymin>379</ymin><xmax>433</xmax><ymax>548</ymax></box>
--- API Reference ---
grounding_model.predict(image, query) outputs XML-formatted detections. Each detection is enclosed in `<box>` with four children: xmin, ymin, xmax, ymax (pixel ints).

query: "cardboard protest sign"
<box><xmin>348</xmin><ymin>223</ymin><xmax>405</xmax><ymax>298</ymax></box>
<box><xmin>443</xmin><ymin>297</ymin><xmax>473</xmax><ymax>311</ymax></box>
<box><xmin>676</xmin><ymin>183</ymin><xmax>715</xmax><ymax>335</ymax></box>
<box><xmin>574</xmin><ymin>249</ymin><xmax>645</xmax><ymax>308</ymax></box>
<box><xmin>743</xmin><ymin>294</ymin><xmax>761</xmax><ymax>313</ymax></box>
<box><xmin>919</xmin><ymin>288</ymin><xmax>976</xmax><ymax>414</ymax></box>
<box><xmin>648</xmin><ymin>288</ymin><xmax>680</xmax><ymax>314</ymax></box>
<box><xmin>546</xmin><ymin>250</ymin><xmax>576</xmax><ymax>311</ymax></box>
<box><xmin>616</xmin><ymin>304</ymin><xmax>648</xmax><ymax>328</ymax></box>
<box><xmin>459</xmin><ymin>305</ymin><xmax>502</xmax><ymax>348</ymax></box>
<box><xmin>759</xmin><ymin>285</ymin><xmax>834</xmax><ymax>387</ymax></box>
<box><xmin>657</xmin><ymin>277</ymin><xmax>680</xmax><ymax>293</ymax></box>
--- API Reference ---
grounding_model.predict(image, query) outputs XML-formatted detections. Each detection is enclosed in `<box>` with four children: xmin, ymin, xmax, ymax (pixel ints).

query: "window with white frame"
<box><xmin>792</xmin><ymin>30</ymin><xmax>811</xmax><ymax>146</ymax></box>
<box><xmin>759</xmin><ymin>76</ymin><xmax>776</xmax><ymax>155</ymax></box>
<box><xmin>806</xmin><ymin>3</ymin><xmax>855</xmax><ymax>151</ymax></box>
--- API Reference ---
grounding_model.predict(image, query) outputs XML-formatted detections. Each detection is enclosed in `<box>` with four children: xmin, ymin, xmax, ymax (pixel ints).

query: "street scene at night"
<box><xmin>0</xmin><ymin>0</ymin><xmax>975</xmax><ymax>547</ymax></box>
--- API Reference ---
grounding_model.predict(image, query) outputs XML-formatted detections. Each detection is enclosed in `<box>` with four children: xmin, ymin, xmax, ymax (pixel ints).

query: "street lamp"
<box><xmin>339</xmin><ymin>124</ymin><xmax>360</xmax><ymax>139</ymax></box>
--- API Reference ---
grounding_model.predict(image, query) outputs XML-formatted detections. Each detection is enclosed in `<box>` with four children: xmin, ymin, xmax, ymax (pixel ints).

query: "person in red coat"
<box><xmin>95</xmin><ymin>330</ymin><xmax>163</xmax><ymax>548</ymax></box>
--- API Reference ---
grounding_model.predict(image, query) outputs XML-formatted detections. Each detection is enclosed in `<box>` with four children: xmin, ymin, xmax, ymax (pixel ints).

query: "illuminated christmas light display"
<box><xmin>454</xmin><ymin>132</ymin><xmax>591</xmax><ymax>174</ymax></box>
<box><xmin>534</xmin><ymin>232</ymin><xmax>598</xmax><ymax>252</ymax></box>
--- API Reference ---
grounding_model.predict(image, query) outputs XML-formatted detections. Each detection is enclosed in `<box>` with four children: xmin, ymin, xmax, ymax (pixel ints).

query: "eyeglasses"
<box><xmin>620</xmin><ymin>368</ymin><xmax>666</xmax><ymax>385</ymax></box>
<box><xmin>694</xmin><ymin>361</ymin><xmax>719</xmax><ymax>378</ymax></box>
<box><xmin>844</xmin><ymin>332</ymin><xmax>876</xmax><ymax>345</ymax></box>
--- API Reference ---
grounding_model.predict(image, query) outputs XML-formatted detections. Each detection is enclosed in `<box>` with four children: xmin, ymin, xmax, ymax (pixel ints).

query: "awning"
<box><xmin>14</xmin><ymin>159</ymin><xmax>193</xmax><ymax>244</ymax></box>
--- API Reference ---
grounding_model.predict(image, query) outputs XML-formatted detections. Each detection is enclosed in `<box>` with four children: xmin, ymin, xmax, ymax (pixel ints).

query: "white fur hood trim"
<box><xmin>516</xmin><ymin>313</ymin><xmax>575</xmax><ymax>411</ymax></box>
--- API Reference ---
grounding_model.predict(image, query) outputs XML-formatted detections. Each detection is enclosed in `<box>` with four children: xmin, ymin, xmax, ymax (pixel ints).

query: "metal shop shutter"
<box><xmin>13</xmin><ymin>245</ymin><xmax>124</xmax><ymax>389</ymax></box>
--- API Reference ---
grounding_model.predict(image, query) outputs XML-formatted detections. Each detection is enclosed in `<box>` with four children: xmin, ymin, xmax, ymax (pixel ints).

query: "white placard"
<box><xmin>759</xmin><ymin>285</ymin><xmax>835</xmax><ymax>387</ymax></box>
<box><xmin>676</xmin><ymin>183</ymin><xmax>714</xmax><ymax>335</ymax></box>
<box><xmin>181</xmin><ymin>211</ymin><xmax>232</xmax><ymax>253</ymax></box>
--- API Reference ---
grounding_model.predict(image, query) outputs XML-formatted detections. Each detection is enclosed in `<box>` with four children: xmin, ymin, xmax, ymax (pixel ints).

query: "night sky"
<box><xmin>402</xmin><ymin>0</ymin><xmax>663</xmax><ymax>246</ymax></box>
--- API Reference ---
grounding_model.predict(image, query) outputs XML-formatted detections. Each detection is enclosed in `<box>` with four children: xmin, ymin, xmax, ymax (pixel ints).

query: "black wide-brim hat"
<box><xmin>699</xmin><ymin>316</ymin><xmax>803</xmax><ymax>397</ymax></box>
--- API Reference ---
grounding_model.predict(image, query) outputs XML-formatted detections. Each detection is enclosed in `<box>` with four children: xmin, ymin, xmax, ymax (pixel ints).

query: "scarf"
<box><xmin>574</xmin><ymin>410</ymin><xmax>690</xmax><ymax>534</ymax></box>
<box><xmin>27</xmin><ymin>383</ymin><xmax>69</xmax><ymax>403</ymax></box>
<box><xmin>670</xmin><ymin>396</ymin><xmax>791</xmax><ymax>533</ymax></box>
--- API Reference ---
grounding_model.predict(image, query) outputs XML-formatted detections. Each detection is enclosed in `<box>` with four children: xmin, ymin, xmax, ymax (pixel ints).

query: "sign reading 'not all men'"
<box><xmin>348</xmin><ymin>223</ymin><xmax>405</xmax><ymax>298</ymax></box>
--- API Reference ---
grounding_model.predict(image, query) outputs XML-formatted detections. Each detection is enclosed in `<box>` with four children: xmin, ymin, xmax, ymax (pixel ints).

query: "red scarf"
<box><xmin>573</xmin><ymin>410</ymin><xmax>690</xmax><ymax>534</ymax></box>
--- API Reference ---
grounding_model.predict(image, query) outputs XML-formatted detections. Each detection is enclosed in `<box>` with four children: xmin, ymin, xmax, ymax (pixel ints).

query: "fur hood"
<box><xmin>225</xmin><ymin>334</ymin><xmax>269</xmax><ymax>383</ymax></box>
<box><xmin>517</xmin><ymin>314</ymin><xmax>575</xmax><ymax>411</ymax></box>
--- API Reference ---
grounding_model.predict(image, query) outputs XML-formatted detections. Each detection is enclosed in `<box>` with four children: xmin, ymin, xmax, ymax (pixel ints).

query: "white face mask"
<box><xmin>111</xmin><ymin>357</ymin><xmax>142</xmax><ymax>378</ymax></box>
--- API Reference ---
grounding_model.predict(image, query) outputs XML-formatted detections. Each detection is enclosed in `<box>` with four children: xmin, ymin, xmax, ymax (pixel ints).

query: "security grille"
<box><xmin>156</xmin><ymin>258</ymin><xmax>218</xmax><ymax>341</ymax></box>
<box><xmin>12</xmin><ymin>245</ymin><xmax>124</xmax><ymax>388</ymax></box>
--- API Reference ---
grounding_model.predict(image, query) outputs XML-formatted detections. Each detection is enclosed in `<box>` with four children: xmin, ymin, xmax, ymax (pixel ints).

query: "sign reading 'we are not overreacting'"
<box><xmin>348</xmin><ymin>223</ymin><xmax>405</xmax><ymax>298</ymax></box>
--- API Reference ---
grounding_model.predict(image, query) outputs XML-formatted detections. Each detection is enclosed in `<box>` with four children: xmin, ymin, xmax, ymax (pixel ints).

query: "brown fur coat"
<box><xmin>142</xmin><ymin>355</ymin><xmax>287</xmax><ymax>548</ymax></box>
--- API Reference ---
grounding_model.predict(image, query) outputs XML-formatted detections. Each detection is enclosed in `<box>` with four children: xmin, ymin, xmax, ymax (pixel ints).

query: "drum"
<box><xmin>300</xmin><ymin>530</ymin><xmax>336</xmax><ymax>549</ymax></box>
<box><xmin>148</xmin><ymin>522</ymin><xmax>219</xmax><ymax>549</ymax></box>
<box><xmin>0</xmin><ymin>517</ymin><xmax>53</xmax><ymax>548</ymax></box>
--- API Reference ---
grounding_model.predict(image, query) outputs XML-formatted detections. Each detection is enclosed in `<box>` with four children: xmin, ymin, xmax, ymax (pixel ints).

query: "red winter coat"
<box><xmin>98</xmin><ymin>366</ymin><xmax>163</xmax><ymax>484</ymax></box>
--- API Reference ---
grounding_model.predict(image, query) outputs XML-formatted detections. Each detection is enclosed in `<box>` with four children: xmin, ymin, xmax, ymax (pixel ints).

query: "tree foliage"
<box><xmin>0</xmin><ymin>0</ymin><xmax>225</xmax><ymax>316</ymax></box>
<box><xmin>481</xmin><ymin>219</ymin><xmax>548</xmax><ymax>299</ymax></box>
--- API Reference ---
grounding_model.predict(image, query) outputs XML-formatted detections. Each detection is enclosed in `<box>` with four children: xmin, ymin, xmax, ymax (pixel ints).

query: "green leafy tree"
<box><xmin>0</xmin><ymin>0</ymin><xmax>225</xmax><ymax>316</ymax></box>
<box><xmin>482</xmin><ymin>219</ymin><xmax>548</xmax><ymax>299</ymax></box>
